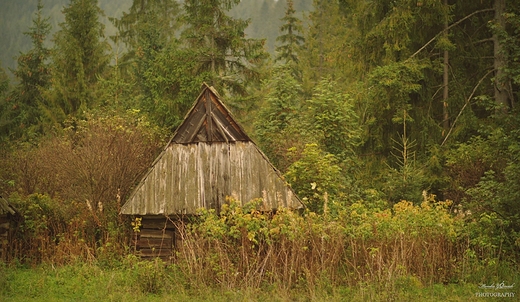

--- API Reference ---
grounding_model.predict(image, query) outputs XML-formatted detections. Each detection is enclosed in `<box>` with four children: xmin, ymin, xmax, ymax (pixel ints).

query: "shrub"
<box><xmin>340</xmin><ymin>197</ymin><xmax>462</xmax><ymax>284</ymax></box>
<box><xmin>285</xmin><ymin>143</ymin><xmax>346</xmax><ymax>213</ymax></box>
<box><xmin>8</xmin><ymin>193</ymin><xmax>96</xmax><ymax>265</ymax></box>
<box><xmin>176</xmin><ymin>196</ymin><xmax>465</xmax><ymax>291</ymax></box>
<box><xmin>3</xmin><ymin>110</ymin><xmax>164</xmax><ymax>265</ymax></box>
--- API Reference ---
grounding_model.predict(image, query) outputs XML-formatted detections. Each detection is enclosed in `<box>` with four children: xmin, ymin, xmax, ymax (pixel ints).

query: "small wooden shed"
<box><xmin>0</xmin><ymin>196</ymin><xmax>19</xmax><ymax>262</ymax></box>
<box><xmin>121</xmin><ymin>84</ymin><xmax>302</xmax><ymax>260</ymax></box>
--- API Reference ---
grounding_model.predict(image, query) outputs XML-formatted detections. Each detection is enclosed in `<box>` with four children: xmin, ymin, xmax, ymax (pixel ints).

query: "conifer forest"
<box><xmin>0</xmin><ymin>0</ymin><xmax>519</xmax><ymax>300</ymax></box>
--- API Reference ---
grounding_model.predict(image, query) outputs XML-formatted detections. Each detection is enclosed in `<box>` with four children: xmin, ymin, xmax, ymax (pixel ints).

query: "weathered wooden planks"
<box><xmin>133</xmin><ymin>227</ymin><xmax>175</xmax><ymax>261</ymax></box>
<box><xmin>0</xmin><ymin>198</ymin><xmax>18</xmax><ymax>262</ymax></box>
<box><xmin>171</xmin><ymin>85</ymin><xmax>249</xmax><ymax>144</ymax></box>
<box><xmin>120</xmin><ymin>84</ymin><xmax>302</xmax><ymax>217</ymax></box>
<box><xmin>121</xmin><ymin>141</ymin><xmax>302</xmax><ymax>215</ymax></box>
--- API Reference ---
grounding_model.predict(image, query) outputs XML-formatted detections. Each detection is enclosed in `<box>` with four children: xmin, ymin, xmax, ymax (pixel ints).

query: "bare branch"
<box><xmin>408</xmin><ymin>8</ymin><xmax>494</xmax><ymax>60</ymax></box>
<box><xmin>441</xmin><ymin>69</ymin><xmax>494</xmax><ymax>146</ymax></box>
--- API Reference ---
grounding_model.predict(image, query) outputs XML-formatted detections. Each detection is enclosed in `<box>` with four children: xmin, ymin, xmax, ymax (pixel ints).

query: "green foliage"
<box><xmin>299</xmin><ymin>0</ymin><xmax>350</xmax><ymax>92</ymax></box>
<box><xmin>285</xmin><ymin>144</ymin><xmax>345</xmax><ymax>214</ymax></box>
<box><xmin>369</xmin><ymin>60</ymin><xmax>424</xmax><ymax>111</ymax></box>
<box><xmin>181</xmin><ymin>0</ymin><xmax>268</xmax><ymax>97</ymax></box>
<box><xmin>499</xmin><ymin>3</ymin><xmax>520</xmax><ymax>102</ymax></box>
<box><xmin>0</xmin><ymin>61</ymin><xmax>13</xmax><ymax>143</ymax></box>
<box><xmin>178</xmin><ymin>195</ymin><xmax>496</xmax><ymax>289</ymax></box>
<box><xmin>12</xmin><ymin>193</ymin><xmax>63</xmax><ymax>235</ymax></box>
<box><xmin>0</xmin><ymin>1</ymin><xmax>520</xmax><ymax>297</ymax></box>
<box><xmin>1</xmin><ymin>110</ymin><xmax>164</xmax><ymax>264</ymax></box>
<box><xmin>183</xmin><ymin>199</ymin><xmax>344</xmax><ymax>288</ymax></box>
<box><xmin>0</xmin><ymin>63</ymin><xmax>8</xmax><ymax>97</ymax></box>
<box><xmin>8</xmin><ymin>0</ymin><xmax>51</xmax><ymax>141</ymax></box>
<box><xmin>275</xmin><ymin>0</ymin><xmax>304</xmax><ymax>79</ymax></box>
<box><xmin>299</xmin><ymin>78</ymin><xmax>362</xmax><ymax>160</ymax></box>
<box><xmin>383</xmin><ymin>120</ymin><xmax>429</xmax><ymax>203</ymax></box>
<box><xmin>110</xmin><ymin>0</ymin><xmax>188</xmax><ymax>130</ymax></box>
<box><xmin>3</xmin><ymin>259</ymin><xmax>512</xmax><ymax>301</ymax></box>
<box><xmin>257</xmin><ymin>77</ymin><xmax>363</xmax><ymax>210</ymax></box>
<box><xmin>468</xmin><ymin>115</ymin><xmax>519</xmax><ymax>251</ymax></box>
<box><xmin>365</xmin><ymin>60</ymin><xmax>427</xmax><ymax>154</ymax></box>
<box><xmin>113</xmin><ymin>0</ymin><xmax>180</xmax><ymax>51</ymax></box>
<box><xmin>194</xmin><ymin>198</ymin><xmax>269</xmax><ymax>246</ymax></box>
<box><xmin>254</xmin><ymin>66</ymin><xmax>302</xmax><ymax>170</ymax></box>
<box><xmin>8</xmin><ymin>193</ymin><xmax>95</xmax><ymax>264</ymax></box>
<box><xmin>443</xmin><ymin>111</ymin><xmax>520</xmax><ymax>269</ymax></box>
<box><xmin>444</xmin><ymin>136</ymin><xmax>496</xmax><ymax>202</ymax></box>
<box><xmin>132</xmin><ymin>257</ymin><xmax>169</xmax><ymax>294</ymax></box>
<box><xmin>47</xmin><ymin>0</ymin><xmax>110</xmax><ymax>121</ymax></box>
<box><xmin>2</xmin><ymin>195</ymin><xmax>519</xmax><ymax>299</ymax></box>
<box><xmin>342</xmin><ymin>197</ymin><xmax>465</xmax><ymax>284</ymax></box>
<box><xmin>136</xmin><ymin>47</ymin><xmax>206</xmax><ymax>130</ymax></box>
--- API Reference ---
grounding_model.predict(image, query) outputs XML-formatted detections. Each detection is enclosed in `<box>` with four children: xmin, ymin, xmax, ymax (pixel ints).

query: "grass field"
<box><xmin>1</xmin><ymin>260</ymin><xmax>516</xmax><ymax>302</ymax></box>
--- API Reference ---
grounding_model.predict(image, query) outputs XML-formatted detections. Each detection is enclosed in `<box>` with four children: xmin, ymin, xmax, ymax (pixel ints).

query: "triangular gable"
<box><xmin>0</xmin><ymin>196</ymin><xmax>17</xmax><ymax>215</ymax></box>
<box><xmin>121</xmin><ymin>84</ymin><xmax>303</xmax><ymax>215</ymax></box>
<box><xmin>170</xmin><ymin>84</ymin><xmax>250</xmax><ymax>144</ymax></box>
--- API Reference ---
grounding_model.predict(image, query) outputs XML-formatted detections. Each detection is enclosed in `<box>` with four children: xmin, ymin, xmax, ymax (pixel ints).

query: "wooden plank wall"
<box><xmin>0</xmin><ymin>215</ymin><xmax>10</xmax><ymax>262</ymax></box>
<box><xmin>121</xmin><ymin>141</ymin><xmax>301</xmax><ymax>215</ymax></box>
<box><xmin>134</xmin><ymin>217</ymin><xmax>183</xmax><ymax>262</ymax></box>
<box><xmin>136</xmin><ymin>229</ymin><xmax>174</xmax><ymax>259</ymax></box>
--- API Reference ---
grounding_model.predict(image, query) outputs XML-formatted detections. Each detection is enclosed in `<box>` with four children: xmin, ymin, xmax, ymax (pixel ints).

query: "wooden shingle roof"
<box><xmin>170</xmin><ymin>85</ymin><xmax>250</xmax><ymax>143</ymax></box>
<box><xmin>0</xmin><ymin>196</ymin><xmax>17</xmax><ymax>216</ymax></box>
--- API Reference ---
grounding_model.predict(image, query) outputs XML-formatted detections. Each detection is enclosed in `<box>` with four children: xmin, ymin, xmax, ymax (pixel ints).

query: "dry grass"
<box><xmin>173</xmin><ymin>199</ymin><xmax>465</xmax><ymax>291</ymax></box>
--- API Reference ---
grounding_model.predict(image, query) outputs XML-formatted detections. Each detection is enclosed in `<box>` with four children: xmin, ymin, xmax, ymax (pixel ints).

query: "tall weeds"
<box><xmin>175</xmin><ymin>197</ymin><xmax>464</xmax><ymax>291</ymax></box>
<box><xmin>3</xmin><ymin>192</ymin><xmax>514</xmax><ymax>296</ymax></box>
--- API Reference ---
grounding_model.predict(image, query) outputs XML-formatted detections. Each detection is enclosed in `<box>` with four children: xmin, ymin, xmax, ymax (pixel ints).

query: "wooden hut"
<box><xmin>0</xmin><ymin>196</ymin><xmax>19</xmax><ymax>262</ymax></box>
<box><xmin>121</xmin><ymin>84</ymin><xmax>302</xmax><ymax>260</ymax></box>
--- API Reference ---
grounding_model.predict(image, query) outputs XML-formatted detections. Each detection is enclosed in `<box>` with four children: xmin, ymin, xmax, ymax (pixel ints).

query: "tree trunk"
<box><xmin>442</xmin><ymin>0</ymin><xmax>450</xmax><ymax>135</ymax></box>
<box><xmin>493</xmin><ymin>0</ymin><xmax>510</xmax><ymax>112</ymax></box>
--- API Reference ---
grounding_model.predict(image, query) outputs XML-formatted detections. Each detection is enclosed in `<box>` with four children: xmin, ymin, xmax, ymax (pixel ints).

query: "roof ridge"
<box><xmin>170</xmin><ymin>84</ymin><xmax>249</xmax><ymax>144</ymax></box>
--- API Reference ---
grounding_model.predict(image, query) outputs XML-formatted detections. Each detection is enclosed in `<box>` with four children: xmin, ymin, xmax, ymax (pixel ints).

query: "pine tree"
<box><xmin>48</xmin><ymin>0</ymin><xmax>110</xmax><ymax>120</ymax></box>
<box><xmin>111</xmin><ymin>0</ymin><xmax>186</xmax><ymax>128</ymax></box>
<box><xmin>181</xmin><ymin>0</ymin><xmax>267</xmax><ymax>96</ymax></box>
<box><xmin>10</xmin><ymin>0</ymin><xmax>51</xmax><ymax>138</ymax></box>
<box><xmin>0</xmin><ymin>61</ymin><xmax>12</xmax><ymax>142</ymax></box>
<box><xmin>275</xmin><ymin>0</ymin><xmax>304</xmax><ymax>79</ymax></box>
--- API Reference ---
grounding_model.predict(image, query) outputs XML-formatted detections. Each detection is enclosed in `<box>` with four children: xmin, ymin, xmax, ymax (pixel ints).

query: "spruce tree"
<box><xmin>275</xmin><ymin>0</ymin><xmax>304</xmax><ymax>79</ymax></box>
<box><xmin>254</xmin><ymin>66</ymin><xmax>302</xmax><ymax>170</ymax></box>
<box><xmin>299</xmin><ymin>0</ymin><xmax>348</xmax><ymax>93</ymax></box>
<box><xmin>10</xmin><ymin>0</ymin><xmax>51</xmax><ymax>138</ymax></box>
<box><xmin>0</xmin><ymin>63</ymin><xmax>8</xmax><ymax>98</ymax></box>
<box><xmin>181</xmin><ymin>0</ymin><xmax>267</xmax><ymax>96</ymax></box>
<box><xmin>0</xmin><ymin>62</ymin><xmax>12</xmax><ymax>142</ymax></box>
<box><xmin>111</xmin><ymin>0</ymin><xmax>185</xmax><ymax>128</ymax></box>
<box><xmin>114</xmin><ymin>0</ymin><xmax>180</xmax><ymax>51</ymax></box>
<box><xmin>49</xmin><ymin>0</ymin><xmax>110</xmax><ymax>120</ymax></box>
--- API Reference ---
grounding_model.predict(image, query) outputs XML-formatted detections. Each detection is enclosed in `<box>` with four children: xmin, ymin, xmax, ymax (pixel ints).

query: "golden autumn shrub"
<box><xmin>176</xmin><ymin>196</ymin><xmax>466</xmax><ymax>290</ymax></box>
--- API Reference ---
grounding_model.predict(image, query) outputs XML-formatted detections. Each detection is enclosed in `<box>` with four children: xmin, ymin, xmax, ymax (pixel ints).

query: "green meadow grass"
<box><xmin>2</xmin><ymin>261</ymin><xmax>516</xmax><ymax>302</ymax></box>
